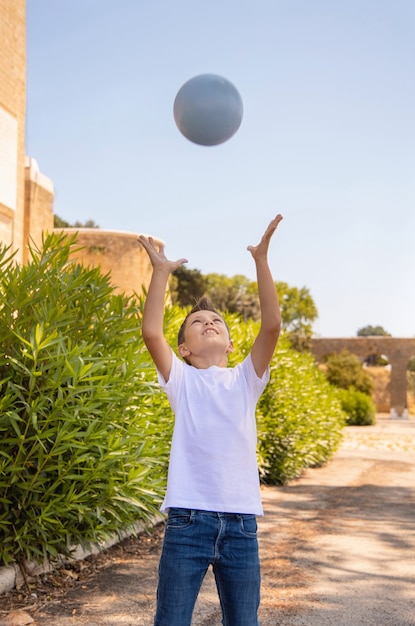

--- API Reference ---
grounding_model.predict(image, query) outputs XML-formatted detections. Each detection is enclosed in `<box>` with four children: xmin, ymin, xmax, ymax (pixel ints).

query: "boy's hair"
<box><xmin>177</xmin><ymin>296</ymin><xmax>229</xmax><ymax>346</ymax></box>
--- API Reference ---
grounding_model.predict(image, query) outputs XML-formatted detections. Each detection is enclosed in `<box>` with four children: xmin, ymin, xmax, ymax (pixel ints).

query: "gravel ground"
<box><xmin>268</xmin><ymin>416</ymin><xmax>415</xmax><ymax>626</ymax></box>
<box><xmin>1</xmin><ymin>415</ymin><xmax>414</xmax><ymax>626</ymax></box>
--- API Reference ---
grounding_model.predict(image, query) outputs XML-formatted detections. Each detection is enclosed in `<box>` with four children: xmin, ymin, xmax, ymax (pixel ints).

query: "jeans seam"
<box><xmin>214</xmin><ymin>516</ymin><xmax>224</xmax><ymax>562</ymax></box>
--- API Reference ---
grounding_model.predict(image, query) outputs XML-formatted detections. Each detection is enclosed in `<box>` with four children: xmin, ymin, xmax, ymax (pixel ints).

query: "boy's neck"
<box><xmin>186</xmin><ymin>353</ymin><xmax>229</xmax><ymax>369</ymax></box>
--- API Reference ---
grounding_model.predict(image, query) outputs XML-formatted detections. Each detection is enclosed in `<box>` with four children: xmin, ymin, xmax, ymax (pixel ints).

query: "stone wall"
<box><xmin>56</xmin><ymin>229</ymin><xmax>162</xmax><ymax>297</ymax></box>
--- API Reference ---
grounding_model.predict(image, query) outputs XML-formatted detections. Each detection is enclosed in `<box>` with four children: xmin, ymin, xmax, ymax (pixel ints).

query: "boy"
<box><xmin>138</xmin><ymin>214</ymin><xmax>283</xmax><ymax>626</ymax></box>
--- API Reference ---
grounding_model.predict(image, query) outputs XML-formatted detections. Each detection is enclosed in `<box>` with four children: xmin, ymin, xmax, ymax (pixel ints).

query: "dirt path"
<box><xmin>1</xmin><ymin>416</ymin><xmax>414</xmax><ymax>625</ymax></box>
<box><xmin>260</xmin><ymin>417</ymin><xmax>415</xmax><ymax>625</ymax></box>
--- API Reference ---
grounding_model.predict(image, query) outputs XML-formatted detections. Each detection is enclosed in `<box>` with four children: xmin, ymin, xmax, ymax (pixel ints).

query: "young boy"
<box><xmin>138</xmin><ymin>214</ymin><xmax>283</xmax><ymax>626</ymax></box>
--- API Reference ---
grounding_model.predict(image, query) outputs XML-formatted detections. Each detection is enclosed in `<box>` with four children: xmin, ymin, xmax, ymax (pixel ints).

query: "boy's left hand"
<box><xmin>247</xmin><ymin>214</ymin><xmax>283</xmax><ymax>260</ymax></box>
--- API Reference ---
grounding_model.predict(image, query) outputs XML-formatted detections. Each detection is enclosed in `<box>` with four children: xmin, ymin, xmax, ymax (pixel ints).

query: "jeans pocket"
<box><xmin>240</xmin><ymin>514</ymin><xmax>258</xmax><ymax>537</ymax></box>
<box><xmin>166</xmin><ymin>508</ymin><xmax>193</xmax><ymax>530</ymax></box>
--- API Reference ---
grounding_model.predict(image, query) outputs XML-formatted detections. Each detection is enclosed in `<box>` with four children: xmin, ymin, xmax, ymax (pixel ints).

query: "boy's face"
<box><xmin>178</xmin><ymin>310</ymin><xmax>233</xmax><ymax>363</ymax></box>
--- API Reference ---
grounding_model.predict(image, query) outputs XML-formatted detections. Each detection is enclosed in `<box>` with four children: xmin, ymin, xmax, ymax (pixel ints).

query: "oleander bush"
<box><xmin>0</xmin><ymin>233</ymin><xmax>172</xmax><ymax>567</ymax></box>
<box><xmin>257</xmin><ymin>341</ymin><xmax>345</xmax><ymax>483</ymax></box>
<box><xmin>226</xmin><ymin>319</ymin><xmax>346</xmax><ymax>485</ymax></box>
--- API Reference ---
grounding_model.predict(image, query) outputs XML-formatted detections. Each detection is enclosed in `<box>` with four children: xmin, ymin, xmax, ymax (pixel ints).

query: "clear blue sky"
<box><xmin>25</xmin><ymin>0</ymin><xmax>415</xmax><ymax>338</ymax></box>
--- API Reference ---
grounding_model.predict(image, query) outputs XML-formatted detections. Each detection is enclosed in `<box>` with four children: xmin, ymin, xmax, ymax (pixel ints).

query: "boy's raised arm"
<box><xmin>138</xmin><ymin>236</ymin><xmax>187</xmax><ymax>382</ymax></box>
<box><xmin>248</xmin><ymin>214</ymin><xmax>283</xmax><ymax>378</ymax></box>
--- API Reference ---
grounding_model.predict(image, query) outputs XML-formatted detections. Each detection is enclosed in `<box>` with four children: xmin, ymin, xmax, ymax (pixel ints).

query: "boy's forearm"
<box><xmin>142</xmin><ymin>268</ymin><xmax>170</xmax><ymax>341</ymax></box>
<box><xmin>256</xmin><ymin>257</ymin><xmax>281</xmax><ymax>333</ymax></box>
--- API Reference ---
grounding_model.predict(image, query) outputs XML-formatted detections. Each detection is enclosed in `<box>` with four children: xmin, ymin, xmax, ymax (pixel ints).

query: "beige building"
<box><xmin>0</xmin><ymin>0</ymin><xmax>54</xmax><ymax>263</ymax></box>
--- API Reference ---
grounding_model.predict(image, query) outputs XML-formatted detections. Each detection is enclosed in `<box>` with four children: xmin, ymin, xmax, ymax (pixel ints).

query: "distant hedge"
<box><xmin>337</xmin><ymin>388</ymin><xmax>376</xmax><ymax>426</ymax></box>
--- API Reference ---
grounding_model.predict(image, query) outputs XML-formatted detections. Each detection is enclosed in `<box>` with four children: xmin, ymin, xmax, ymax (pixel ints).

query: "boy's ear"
<box><xmin>178</xmin><ymin>343</ymin><xmax>190</xmax><ymax>357</ymax></box>
<box><xmin>226</xmin><ymin>340</ymin><xmax>234</xmax><ymax>354</ymax></box>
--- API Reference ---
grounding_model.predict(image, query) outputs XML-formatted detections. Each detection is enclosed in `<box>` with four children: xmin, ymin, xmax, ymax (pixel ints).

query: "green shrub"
<box><xmin>337</xmin><ymin>388</ymin><xmax>376</xmax><ymax>426</ymax></box>
<box><xmin>324</xmin><ymin>350</ymin><xmax>374</xmax><ymax>395</ymax></box>
<box><xmin>0</xmin><ymin>233</ymin><xmax>172</xmax><ymax>566</ymax></box>
<box><xmin>256</xmin><ymin>337</ymin><xmax>345</xmax><ymax>484</ymax></box>
<box><xmin>226</xmin><ymin>322</ymin><xmax>345</xmax><ymax>485</ymax></box>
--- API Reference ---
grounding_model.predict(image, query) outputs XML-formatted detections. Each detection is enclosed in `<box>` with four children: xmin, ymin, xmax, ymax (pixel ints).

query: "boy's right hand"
<box><xmin>138</xmin><ymin>236</ymin><xmax>188</xmax><ymax>274</ymax></box>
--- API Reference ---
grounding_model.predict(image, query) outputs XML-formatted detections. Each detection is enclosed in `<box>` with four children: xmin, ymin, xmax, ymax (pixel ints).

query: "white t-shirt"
<box><xmin>157</xmin><ymin>350</ymin><xmax>269</xmax><ymax>515</ymax></box>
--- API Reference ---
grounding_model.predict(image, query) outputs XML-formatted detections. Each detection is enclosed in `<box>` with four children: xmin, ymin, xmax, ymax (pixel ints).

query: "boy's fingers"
<box><xmin>263</xmin><ymin>214</ymin><xmax>283</xmax><ymax>240</ymax></box>
<box><xmin>248</xmin><ymin>214</ymin><xmax>283</xmax><ymax>252</ymax></box>
<box><xmin>138</xmin><ymin>236</ymin><xmax>164</xmax><ymax>257</ymax></box>
<box><xmin>268</xmin><ymin>214</ymin><xmax>283</xmax><ymax>232</ymax></box>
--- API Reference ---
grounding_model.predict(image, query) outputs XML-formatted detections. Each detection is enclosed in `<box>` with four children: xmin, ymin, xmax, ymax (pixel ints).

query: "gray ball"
<box><xmin>173</xmin><ymin>74</ymin><xmax>243</xmax><ymax>146</ymax></box>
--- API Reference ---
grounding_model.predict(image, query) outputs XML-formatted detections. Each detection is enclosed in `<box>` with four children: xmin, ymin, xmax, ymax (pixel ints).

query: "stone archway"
<box><xmin>311</xmin><ymin>337</ymin><xmax>415</xmax><ymax>418</ymax></box>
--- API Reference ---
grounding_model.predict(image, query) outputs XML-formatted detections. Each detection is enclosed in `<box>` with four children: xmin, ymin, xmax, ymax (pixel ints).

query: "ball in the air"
<box><xmin>173</xmin><ymin>74</ymin><xmax>243</xmax><ymax>146</ymax></box>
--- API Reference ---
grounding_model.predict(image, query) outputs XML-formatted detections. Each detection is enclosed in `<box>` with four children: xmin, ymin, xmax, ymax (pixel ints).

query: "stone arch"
<box><xmin>311</xmin><ymin>337</ymin><xmax>415</xmax><ymax>418</ymax></box>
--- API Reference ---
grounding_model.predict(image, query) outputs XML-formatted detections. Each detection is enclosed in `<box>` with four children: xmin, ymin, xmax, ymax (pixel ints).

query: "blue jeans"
<box><xmin>154</xmin><ymin>508</ymin><xmax>260</xmax><ymax>626</ymax></box>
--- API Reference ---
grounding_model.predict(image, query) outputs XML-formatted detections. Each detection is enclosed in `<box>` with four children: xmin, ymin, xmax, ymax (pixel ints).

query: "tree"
<box><xmin>173</xmin><ymin>268</ymin><xmax>319</xmax><ymax>340</ymax></box>
<box><xmin>205</xmin><ymin>273</ymin><xmax>254</xmax><ymax>317</ymax></box>
<box><xmin>276</xmin><ymin>282</ymin><xmax>318</xmax><ymax>335</ymax></box>
<box><xmin>54</xmin><ymin>215</ymin><xmax>100</xmax><ymax>229</ymax></box>
<box><xmin>357</xmin><ymin>325</ymin><xmax>391</xmax><ymax>337</ymax></box>
<box><xmin>205</xmin><ymin>275</ymin><xmax>318</xmax><ymax>334</ymax></box>
<box><xmin>171</xmin><ymin>266</ymin><xmax>207</xmax><ymax>307</ymax></box>
<box><xmin>407</xmin><ymin>357</ymin><xmax>415</xmax><ymax>403</ymax></box>
<box><xmin>73</xmin><ymin>219</ymin><xmax>100</xmax><ymax>228</ymax></box>
<box><xmin>54</xmin><ymin>214</ymin><xmax>71</xmax><ymax>228</ymax></box>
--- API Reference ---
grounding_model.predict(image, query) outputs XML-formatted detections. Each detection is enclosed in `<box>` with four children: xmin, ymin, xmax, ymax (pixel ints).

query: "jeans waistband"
<box><xmin>168</xmin><ymin>507</ymin><xmax>255</xmax><ymax>519</ymax></box>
